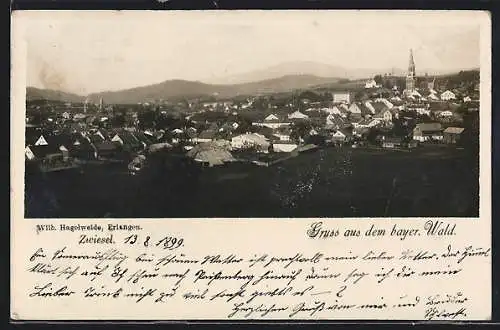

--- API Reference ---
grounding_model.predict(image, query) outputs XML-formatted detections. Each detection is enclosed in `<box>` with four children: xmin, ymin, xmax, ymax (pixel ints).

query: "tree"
<box><xmin>234</xmin><ymin>116</ymin><xmax>255</xmax><ymax>134</ymax></box>
<box><xmin>138</xmin><ymin>110</ymin><xmax>157</xmax><ymax>130</ymax></box>
<box><xmin>374</xmin><ymin>74</ymin><xmax>383</xmax><ymax>85</ymax></box>
<box><xmin>110</xmin><ymin>113</ymin><xmax>126</xmax><ymax>128</ymax></box>
<box><xmin>366</xmin><ymin>128</ymin><xmax>383</xmax><ymax>145</ymax></box>
<box><xmin>290</xmin><ymin>121</ymin><xmax>312</xmax><ymax>143</ymax></box>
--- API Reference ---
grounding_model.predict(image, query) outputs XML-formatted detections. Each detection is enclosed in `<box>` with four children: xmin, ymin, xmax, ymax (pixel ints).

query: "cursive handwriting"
<box><xmin>21</xmin><ymin>230</ymin><xmax>488</xmax><ymax>320</ymax></box>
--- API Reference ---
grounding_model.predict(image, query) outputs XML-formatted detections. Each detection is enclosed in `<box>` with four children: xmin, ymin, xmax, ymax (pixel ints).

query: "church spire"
<box><xmin>408</xmin><ymin>48</ymin><xmax>415</xmax><ymax>76</ymax></box>
<box><xmin>405</xmin><ymin>48</ymin><xmax>416</xmax><ymax>94</ymax></box>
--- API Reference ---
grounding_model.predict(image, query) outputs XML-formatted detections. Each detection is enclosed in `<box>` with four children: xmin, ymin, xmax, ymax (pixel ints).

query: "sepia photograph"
<box><xmin>11</xmin><ymin>10</ymin><xmax>492</xmax><ymax>321</ymax></box>
<box><xmin>22</xmin><ymin>11</ymin><xmax>482</xmax><ymax>218</ymax></box>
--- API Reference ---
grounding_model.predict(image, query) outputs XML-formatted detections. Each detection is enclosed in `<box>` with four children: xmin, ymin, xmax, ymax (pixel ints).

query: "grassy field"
<box><xmin>25</xmin><ymin>146</ymin><xmax>479</xmax><ymax>218</ymax></box>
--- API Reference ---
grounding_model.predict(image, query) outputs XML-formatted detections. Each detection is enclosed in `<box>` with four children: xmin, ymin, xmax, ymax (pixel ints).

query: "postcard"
<box><xmin>11</xmin><ymin>10</ymin><xmax>491</xmax><ymax>320</ymax></box>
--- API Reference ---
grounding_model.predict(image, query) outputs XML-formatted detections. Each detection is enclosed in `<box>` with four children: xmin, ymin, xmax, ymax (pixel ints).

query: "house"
<box><xmin>353</xmin><ymin>127</ymin><xmax>370</xmax><ymax>138</ymax></box>
<box><xmin>373</xmin><ymin>109</ymin><xmax>393</xmax><ymax>122</ymax></box>
<box><xmin>134</xmin><ymin>132</ymin><xmax>155</xmax><ymax>147</ymax></box>
<box><xmin>272</xmin><ymin>140</ymin><xmax>298</xmax><ymax>153</ymax></box>
<box><xmin>193</xmin><ymin>130</ymin><xmax>216</xmax><ymax>143</ymax></box>
<box><xmin>331</xmin><ymin>130</ymin><xmax>347</xmax><ymax>143</ymax></box>
<box><xmin>69</xmin><ymin>133</ymin><xmax>95</xmax><ymax>160</ymax></box>
<box><xmin>94</xmin><ymin>141</ymin><xmax>122</xmax><ymax>160</ymax></box>
<box><xmin>321</xmin><ymin>106</ymin><xmax>340</xmax><ymax>116</ymax></box>
<box><xmin>353</xmin><ymin>117</ymin><xmax>382</xmax><ymax>129</ymax></box>
<box><xmin>382</xmin><ymin>137</ymin><xmax>403</xmax><ymax>149</ymax></box>
<box><xmin>438</xmin><ymin>110</ymin><xmax>454</xmax><ymax>117</ymax></box>
<box><xmin>186</xmin><ymin>142</ymin><xmax>234</xmax><ymax>167</ymax></box>
<box><xmin>463</xmin><ymin>96</ymin><xmax>472</xmax><ymax>103</ymax></box>
<box><xmin>332</xmin><ymin>92</ymin><xmax>352</xmax><ymax>104</ymax></box>
<box><xmin>390</xmin><ymin>96</ymin><xmax>403</xmax><ymax>103</ymax></box>
<box><xmin>348</xmin><ymin>103</ymin><xmax>363</xmax><ymax>118</ymax></box>
<box><xmin>34</xmin><ymin>134</ymin><xmax>49</xmax><ymax>146</ymax></box>
<box><xmin>325</xmin><ymin>113</ymin><xmax>347</xmax><ymax>129</ymax></box>
<box><xmin>25</xmin><ymin>146</ymin><xmax>36</xmax><ymax>161</ymax></box>
<box><xmin>148</xmin><ymin>142</ymin><xmax>172</xmax><ymax>153</ymax></box>
<box><xmin>26</xmin><ymin>144</ymin><xmax>66</xmax><ymax>163</ymax></box>
<box><xmin>371</xmin><ymin>101</ymin><xmax>393</xmax><ymax>122</ymax></box>
<box><xmin>172</xmin><ymin>128</ymin><xmax>184</xmax><ymax>135</ymax></box>
<box><xmin>407</xmin><ymin>104</ymin><xmax>431</xmax><ymax>116</ymax></box>
<box><xmin>273</xmin><ymin>126</ymin><xmax>293</xmax><ymax>141</ymax></box>
<box><xmin>73</xmin><ymin>113</ymin><xmax>87</xmax><ymax>121</ymax></box>
<box><xmin>441</xmin><ymin>90</ymin><xmax>456</xmax><ymax>101</ymax></box>
<box><xmin>365</xmin><ymin>79</ymin><xmax>379</xmax><ymax>89</ymax></box>
<box><xmin>25</xmin><ymin>133</ymin><xmax>73</xmax><ymax>161</ymax></box>
<box><xmin>413</xmin><ymin>122</ymin><xmax>443</xmax><ymax>142</ymax></box>
<box><xmin>288</xmin><ymin>111</ymin><xmax>309</xmax><ymax>120</ymax></box>
<box><xmin>443</xmin><ymin>127</ymin><xmax>465</xmax><ymax>144</ymax></box>
<box><xmin>111</xmin><ymin>130</ymin><xmax>142</xmax><ymax>151</ymax></box>
<box><xmin>231</xmin><ymin>133</ymin><xmax>270</xmax><ymax>152</ymax></box>
<box><xmin>252</xmin><ymin>113</ymin><xmax>290</xmax><ymax>129</ymax></box>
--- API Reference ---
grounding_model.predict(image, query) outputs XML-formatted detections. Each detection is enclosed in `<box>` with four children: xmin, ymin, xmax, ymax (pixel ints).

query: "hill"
<box><xmin>85</xmin><ymin>74</ymin><xmax>342</xmax><ymax>104</ymax></box>
<box><xmin>26</xmin><ymin>87</ymin><xmax>85</xmax><ymax>103</ymax></box>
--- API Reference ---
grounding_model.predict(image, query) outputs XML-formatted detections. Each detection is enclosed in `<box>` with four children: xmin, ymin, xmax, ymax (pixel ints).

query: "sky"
<box><xmin>14</xmin><ymin>10</ymin><xmax>485</xmax><ymax>95</ymax></box>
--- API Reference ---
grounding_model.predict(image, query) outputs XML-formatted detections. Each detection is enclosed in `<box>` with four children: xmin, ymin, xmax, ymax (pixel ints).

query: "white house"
<box><xmin>34</xmin><ymin>134</ymin><xmax>49</xmax><ymax>146</ymax></box>
<box><xmin>441</xmin><ymin>90</ymin><xmax>456</xmax><ymax>101</ymax></box>
<box><xmin>348</xmin><ymin>103</ymin><xmax>362</xmax><ymax>116</ymax></box>
<box><xmin>25</xmin><ymin>146</ymin><xmax>36</xmax><ymax>160</ymax></box>
<box><xmin>332</xmin><ymin>92</ymin><xmax>351</xmax><ymax>104</ymax></box>
<box><xmin>365</xmin><ymin>79</ymin><xmax>379</xmax><ymax>89</ymax></box>
<box><xmin>438</xmin><ymin>110</ymin><xmax>453</xmax><ymax>117</ymax></box>
<box><xmin>193</xmin><ymin>130</ymin><xmax>216</xmax><ymax>144</ymax></box>
<box><xmin>273</xmin><ymin>133</ymin><xmax>291</xmax><ymax>141</ymax></box>
<box><xmin>288</xmin><ymin>111</ymin><xmax>309</xmax><ymax>120</ymax></box>
<box><xmin>374</xmin><ymin>109</ymin><xmax>393</xmax><ymax>122</ymax></box>
<box><xmin>231</xmin><ymin>133</ymin><xmax>270</xmax><ymax>152</ymax></box>
<box><xmin>252</xmin><ymin>114</ymin><xmax>290</xmax><ymax>129</ymax></box>
<box><xmin>331</xmin><ymin>130</ymin><xmax>346</xmax><ymax>142</ymax></box>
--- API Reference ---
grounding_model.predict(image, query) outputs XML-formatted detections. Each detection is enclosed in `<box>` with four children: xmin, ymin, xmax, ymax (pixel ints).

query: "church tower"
<box><xmin>406</xmin><ymin>49</ymin><xmax>416</xmax><ymax>94</ymax></box>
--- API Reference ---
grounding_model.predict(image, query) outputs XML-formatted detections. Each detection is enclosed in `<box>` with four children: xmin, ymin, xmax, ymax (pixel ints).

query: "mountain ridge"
<box><xmin>27</xmin><ymin>74</ymin><xmax>345</xmax><ymax>104</ymax></box>
<box><xmin>27</xmin><ymin>68</ymin><xmax>480</xmax><ymax>105</ymax></box>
